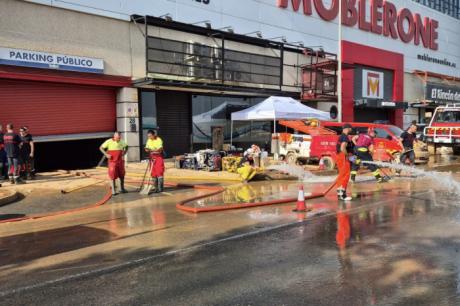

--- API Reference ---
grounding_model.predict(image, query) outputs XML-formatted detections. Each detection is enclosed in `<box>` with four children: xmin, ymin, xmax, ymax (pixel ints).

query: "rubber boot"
<box><xmin>157</xmin><ymin>177</ymin><xmax>164</xmax><ymax>193</ymax></box>
<box><xmin>14</xmin><ymin>176</ymin><xmax>25</xmax><ymax>185</ymax></box>
<box><xmin>153</xmin><ymin>177</ymin><xmax>159</xmax><ymax>193</ymax></box>
<box><xmin>119</xmin><ymin>177</ymin><xmax>127</xmax><ymax>193</ymax></box>
<box><xmin>337</xmin><ymin>188</ymin><xmax>352</xmax><ymax>201</ymax></box>
<box><xmin>374</xmin><ymin>172</ymin><xmax>389</xmax><ymax>183</ymax></box>
<box><xmin>110</xmin><ymin>180</ymin><xmax>117</xmax><ymax>195</ymax></box>
<box><xmin>350</xmin><ymin>173</ymin><xmax>356</xmax><ymax>183</ymax></box>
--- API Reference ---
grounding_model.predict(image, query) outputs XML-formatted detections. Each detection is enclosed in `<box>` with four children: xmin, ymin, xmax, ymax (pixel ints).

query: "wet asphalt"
<box><xmin>1</xmin><ymin>186</ymin><xmax>460</xmax><ymax>306</ymax></box>
<box><xmin>1</xmin><ymin>158</ymin><xmax>460</xmax><ymax>305</ymax></box>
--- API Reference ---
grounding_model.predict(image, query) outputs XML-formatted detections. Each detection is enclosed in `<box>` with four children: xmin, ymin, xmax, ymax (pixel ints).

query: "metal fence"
<box><xmin>147</xmin><ymin>36</ymin><xmax>282</xmax><ymax>87</ymax></box>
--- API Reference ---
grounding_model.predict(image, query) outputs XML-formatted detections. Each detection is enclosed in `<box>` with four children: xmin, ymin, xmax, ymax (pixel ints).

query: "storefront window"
<box><xmin>141</xmin><ymin>91</ymin><xmax>157</xmax><ymax>148</ymax></box>
<box><xmin>192</xmin><ymin>95</ymin><xmax>271</xmax><ymax>150</ymax></box>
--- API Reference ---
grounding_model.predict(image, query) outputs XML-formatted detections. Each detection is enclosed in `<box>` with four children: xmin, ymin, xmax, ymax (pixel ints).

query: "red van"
<box><xmin>277</xmin><ymin>120</ymin><xmax>408</xmax><ymax>168</ymax></box>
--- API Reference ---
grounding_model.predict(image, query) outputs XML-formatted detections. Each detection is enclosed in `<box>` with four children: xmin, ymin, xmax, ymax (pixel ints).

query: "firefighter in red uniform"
<box><xmin>336</xmin><ymin>124</ymin><xmax>353</xmax><ymax>201</ymax></box>
<box><xmin>350</xmin><ymin>128</ymin><xmax>389</xmax><ymax>183</ymax></box>
<box><xmin>100</xmin><ymin>132</ymin><xmax>128</xmax><ymax>195</ymax></box>
<box><xmin>145</xmin><ymin>129</ymin><xmax>164</xmax><ymax>193</ymax></box>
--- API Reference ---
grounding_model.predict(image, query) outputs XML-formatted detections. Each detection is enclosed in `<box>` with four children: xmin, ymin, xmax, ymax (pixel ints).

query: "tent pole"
<box><xmin>274</xmin><ymin>117</ymin><xmax>278</xmax><ymax>161</ymax></box>
<box><xmin>230</xmin><ymin>120</ymin><xmax>233</xmax><ymax>146</ymax></box>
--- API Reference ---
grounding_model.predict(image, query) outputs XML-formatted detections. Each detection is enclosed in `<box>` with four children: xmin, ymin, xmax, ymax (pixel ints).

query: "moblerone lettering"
<box><xmin>276</xmin><ymin>0</ymin><xmax>439</xmax><ymax>50</ymax></box>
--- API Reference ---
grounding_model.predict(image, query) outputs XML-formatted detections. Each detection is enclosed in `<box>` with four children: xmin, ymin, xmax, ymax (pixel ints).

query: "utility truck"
<box><xmin>424</xmin><ymin>104</ymin><xmax>460</xmax><ymax>155</ymax></box>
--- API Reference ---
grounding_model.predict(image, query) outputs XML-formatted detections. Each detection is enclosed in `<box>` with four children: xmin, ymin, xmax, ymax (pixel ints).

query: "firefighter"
<box><xmin>100</xmin><ymin>132</ymin><xmax>128</xmax><ymax>195</ymax></box>
<box><xmin>336</xmin><ymin>123</ymin><xmax>353</xmax><ymax>201</ymax></box>
<box><xmin>145</xmin><ymin>129</ymin><xmax>164</xmax><ymax>193</ymax></box>
<box><xmin>350</xmin><ymin>128</ymin><xmax>389</xmax><ymax>183</ymax></box>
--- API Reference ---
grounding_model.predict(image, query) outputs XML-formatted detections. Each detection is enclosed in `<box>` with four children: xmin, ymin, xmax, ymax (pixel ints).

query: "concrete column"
<box><xmin>117</xmin><ymin>87</ymin><xmax>140</xmax><ymax>162</ymax></box>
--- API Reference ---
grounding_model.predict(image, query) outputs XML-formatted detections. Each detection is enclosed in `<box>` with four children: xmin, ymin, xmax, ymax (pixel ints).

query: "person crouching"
<box><xmin>100</xmin><ymin>132</ymin><xmax>128</xmax><ymax>195</ymax></box>
<box><xmin>145</xmin><ymin>129</ymin><xmax>164</xmax><ymax>193</ymax></box>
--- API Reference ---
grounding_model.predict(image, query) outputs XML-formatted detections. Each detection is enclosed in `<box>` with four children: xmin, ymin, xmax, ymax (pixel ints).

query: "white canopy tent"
<box><xmin>230</xmin><ymin>96</ymin><xmax>331</xmax><ymax>144</ymax></box>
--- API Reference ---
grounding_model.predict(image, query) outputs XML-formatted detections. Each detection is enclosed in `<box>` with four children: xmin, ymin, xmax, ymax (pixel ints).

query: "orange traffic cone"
<box><xmin>293</xmin><ymin>184</ymin><xmax>307</xmax><ymax>212</ymax></box>
<box><xmin>319</xmin><ymin>158</ymin><xmax>325</xmax><ymax>170</ymax></box>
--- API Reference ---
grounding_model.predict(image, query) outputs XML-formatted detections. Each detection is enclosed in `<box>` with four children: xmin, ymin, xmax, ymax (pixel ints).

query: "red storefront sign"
<box><xmin>276</xmin><ymin>0</ymin><xmax>439</xmax><ymax>50</ymax></box>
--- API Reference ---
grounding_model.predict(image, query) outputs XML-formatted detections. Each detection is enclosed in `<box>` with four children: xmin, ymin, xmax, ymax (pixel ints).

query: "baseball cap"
<box><xmin>343</xmin><ymin>123</ymin><xmax>352</xmax><ymax>129</ymax></box>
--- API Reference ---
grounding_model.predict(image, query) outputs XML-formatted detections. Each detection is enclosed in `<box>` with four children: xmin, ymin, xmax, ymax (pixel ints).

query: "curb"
<box><xmin>0</xmin><ymin>191</ymin><xmax>20</xmax><ymax>207</ymax></box>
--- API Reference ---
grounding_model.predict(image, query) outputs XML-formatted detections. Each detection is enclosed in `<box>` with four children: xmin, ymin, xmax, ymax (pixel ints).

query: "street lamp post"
<box><xmin>337</xmin><ymin>0</ymin><xmax>343</xmax><ymax>122</ymax></box>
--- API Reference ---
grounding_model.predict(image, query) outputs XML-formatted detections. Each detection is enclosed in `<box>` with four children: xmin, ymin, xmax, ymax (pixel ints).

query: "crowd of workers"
<box><xmin>100</xmin><ymin>129</ymin><xmax>164</xmax><ymax>196</ymax></box>
<box><xmin>336</xmin><ymin>122</ymin><xmax>419</xmax><ymax>201</ymax></box>
<box><xmin>0</xmin><ymin>124</ymin><xmax>35</xmax><ymax>185</ymax></box>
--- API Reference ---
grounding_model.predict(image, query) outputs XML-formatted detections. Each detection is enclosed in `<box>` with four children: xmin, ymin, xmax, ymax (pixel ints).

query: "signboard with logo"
<box><xmin>425</xmin><ymin>83</ymin><xmax>460</xmax><ymax>104</ymax></box>
<box><xmin>362</xmin><ymin>69</ymin><xmax>384</xmax><ymax>99</ymax></box>
<box><xmin>0</xmin><ymin>47</ymin><xmax>104</xmax><ymax>74</ymax></box>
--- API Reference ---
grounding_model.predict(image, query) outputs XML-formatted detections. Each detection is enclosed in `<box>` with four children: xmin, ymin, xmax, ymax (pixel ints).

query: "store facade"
<box><xmin>0</xmin><ymin>1</ymin><xmax>141</xmax><ymax>169</ymax></box>
<box><xmin>2</xmin><ymin>0</ymin><xmax>459</xmax><ymax>162</ymax></box>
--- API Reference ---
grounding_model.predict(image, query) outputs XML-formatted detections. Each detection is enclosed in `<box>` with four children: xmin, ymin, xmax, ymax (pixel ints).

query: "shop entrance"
<box><xmin>156</xmin><ymin>91</ymin><xmax>191</xmax><ymax>157</ymax></box>
<box><xmin>354</xmin><ymin>108</ymin><xmax>390</xmax><ymax>123</ymax></box>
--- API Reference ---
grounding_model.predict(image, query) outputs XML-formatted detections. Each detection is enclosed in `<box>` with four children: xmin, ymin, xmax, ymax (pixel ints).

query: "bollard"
<box><xmin>293</xmin><ymin>184</ymin><xmax>307</xmax><ymax>212</ymax></box>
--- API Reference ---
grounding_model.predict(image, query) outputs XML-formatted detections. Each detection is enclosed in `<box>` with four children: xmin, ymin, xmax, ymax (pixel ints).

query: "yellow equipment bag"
<box><xmin>237</xmin><ymin>164</ymin><xmax>257</xmax><ymax>181</ymax></box>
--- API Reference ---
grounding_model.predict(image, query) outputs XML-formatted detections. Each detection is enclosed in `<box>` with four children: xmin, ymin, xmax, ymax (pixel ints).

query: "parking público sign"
<box><xmin>0</xmin><ymin>47</ymin><xmax>104</xmax><ymax>73</ymax></box>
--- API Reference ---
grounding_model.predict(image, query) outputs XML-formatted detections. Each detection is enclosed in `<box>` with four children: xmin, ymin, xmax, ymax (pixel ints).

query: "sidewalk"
<box><xmin>0</xmin><ymin>162</ymin><xmax>327</xmax><ymax>222</ymax></box>
<box><xmin>0</xmin><ymin>189</ymin><xmax>19</xmax><ymax>207</ymax></box>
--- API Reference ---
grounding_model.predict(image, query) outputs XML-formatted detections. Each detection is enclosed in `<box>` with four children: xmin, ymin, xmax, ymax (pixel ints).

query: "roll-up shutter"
<box><xmin>156</xmin><ymin>91</ymin><xmax>191</xmax><ymax>157</ymax></box>
<box><xmin>0</xmin><ymin>79</ymin><xmax>116</xmax><ymax>136</ymax></box>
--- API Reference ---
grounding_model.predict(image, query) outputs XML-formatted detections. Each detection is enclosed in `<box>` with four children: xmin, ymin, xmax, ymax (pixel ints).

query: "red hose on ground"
<box><xmin>176</xmin><ymin>178</ymin><xmax>338</xmax><ymax>214</ymax></box>
<box><xmin>0</xmin><ymin>171</ymin><xmax>338</xmax><ymax>223</ymax></box>
<box><xmin>90</xmin><ymin>173</ymin><xmax>338</xmax><ymax>214</ymax></box>
<box><xmin>0</xmin><ymin>185</ymin><xmax>113</xmax><ymax>224</ymax></box>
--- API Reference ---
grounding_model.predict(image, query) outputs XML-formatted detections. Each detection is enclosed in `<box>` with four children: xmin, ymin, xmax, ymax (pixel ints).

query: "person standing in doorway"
<box><xmin>100</xmin><ymin>132</ymin><xmax>128</xmax><ymax>195</ymax></box>
<box><xmin>145</xmin><ymin>129</ymin><xmax>164</xmax><ymax>193</ymax></box>
<box><xmin>0</xmin><ymin>124</ymin><xmax>6</xmax><ymax>181</ymax></box>
<box><xmin>19</xmin><ymin>126</ymin><xmax>35</xmax><ymax>180</ymax></box>
<box><xmin>335</xmin><ymin>124</ymin><xmax>353</xmax><ymax>201</ymax></box>
<box><xmin>4</xmin><ymin>124</ymin><xmax>24</xmax><ymax>184</ymax></box>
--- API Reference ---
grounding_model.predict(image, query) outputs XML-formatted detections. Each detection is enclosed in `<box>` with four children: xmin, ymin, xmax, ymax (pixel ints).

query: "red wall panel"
<box><xmin>341</xmin><ymin>41</ymin><xmax>404</xmax><ymax>127</ymax></box>
<box><xmin>0</xmin><ymin>79</ymin><xmax>116</xmax><ymax>136</ymax></box>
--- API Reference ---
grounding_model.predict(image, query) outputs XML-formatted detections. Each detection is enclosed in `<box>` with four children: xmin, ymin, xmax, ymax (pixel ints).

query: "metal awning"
<box><xmin>132</xmin><ymin>77</ymin><xmax>300</xmax><ymax>97</ymax></box>
<box><xmin>354</xmin><ymin>99</ymin><xmax>408</xmax><ymax>109</ymax></box>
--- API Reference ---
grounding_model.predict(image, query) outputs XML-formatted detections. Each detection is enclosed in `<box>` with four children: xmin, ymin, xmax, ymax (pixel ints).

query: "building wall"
<box><xmin>24</xmin><ymin>0</ymin><xmax>460</xmax><ymax>78</ymax></box>
<box><xmin>403</xmin><ymin>72</ymin><xmax>460</xmax><ymax>127</ymax></box>
<box><xmin>0</xmin><ymin>0</ymin><xmax>143</xmax><ymax>160</ymax></box>
<box><xmin>0</xmin><ymin>0</ymin><xmax>134</xmax><ymax>77</ymax></box>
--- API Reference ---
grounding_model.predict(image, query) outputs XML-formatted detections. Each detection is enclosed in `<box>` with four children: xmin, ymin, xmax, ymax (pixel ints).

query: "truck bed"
<box><xmin>279</xmin><ymin>120</ymin><xmax>337</xmax><ymax>136</ymax></box>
